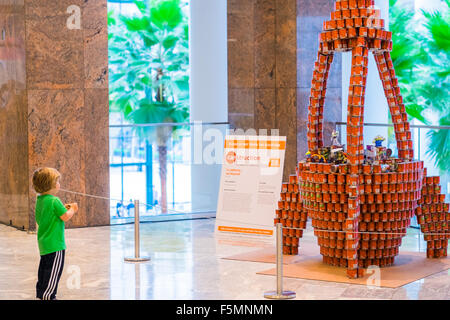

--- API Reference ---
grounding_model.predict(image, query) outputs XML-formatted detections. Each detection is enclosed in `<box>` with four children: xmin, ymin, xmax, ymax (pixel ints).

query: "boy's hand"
<box><xmin>70</xmin><ymin>203</ymin><xmax>79</xmax><ymax>213</ymax></box>
<box><xmin>65</xmin><ymin>203</ymin><xmax>79</xmax><ymax>213</ymax></box>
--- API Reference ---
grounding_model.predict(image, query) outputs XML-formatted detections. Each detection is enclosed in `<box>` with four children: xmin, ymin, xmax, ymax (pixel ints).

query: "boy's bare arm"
<box><xmin>60</xmin><ymin>203</ymin><xmax>78</xmax><ymax>222</ymax></box>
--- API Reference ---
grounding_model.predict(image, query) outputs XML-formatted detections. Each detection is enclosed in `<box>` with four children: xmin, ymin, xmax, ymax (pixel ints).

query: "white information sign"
<box><xmin>215</xmin><ymin>135</ymin><xmax>286</xmax><ymax>245</ymax></box>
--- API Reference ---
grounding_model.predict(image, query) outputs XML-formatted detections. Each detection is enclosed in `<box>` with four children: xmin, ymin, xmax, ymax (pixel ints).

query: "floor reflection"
<box><xmin>0</xmin><ymin>218</ymin><xmax>449</xmax><ymax>300</ymax></box>
<box><xmin>109</xmin><ymin>220</ymin><xmax>196</xmax><ymax>300</ymax></box>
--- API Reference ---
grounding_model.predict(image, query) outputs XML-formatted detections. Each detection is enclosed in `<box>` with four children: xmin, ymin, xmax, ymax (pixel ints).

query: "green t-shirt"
<box><xmin>35</xmin><ymin>194</ymin><xmax>68</xmax><ymax>256</ymax></box>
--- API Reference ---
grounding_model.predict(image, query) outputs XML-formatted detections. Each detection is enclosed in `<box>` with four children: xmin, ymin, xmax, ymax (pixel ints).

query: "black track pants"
<box><xmin>36</xmin><ymin>250</ymin><xmax>65</xmax><ymax>300</ymax></box>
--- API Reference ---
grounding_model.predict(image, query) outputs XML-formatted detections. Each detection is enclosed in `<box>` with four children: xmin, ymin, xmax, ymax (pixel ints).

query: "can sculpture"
<box><xmin>274</xmin><ymin>0</ymin><xmax>449</xmax><ymax>279</ymax></box>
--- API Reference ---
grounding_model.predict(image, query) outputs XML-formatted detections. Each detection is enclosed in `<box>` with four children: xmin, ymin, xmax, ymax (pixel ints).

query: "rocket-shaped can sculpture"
<box><xmin>274</xmin><ymin>0</ymin><xmax>449</xmax><ymax>279</ymax></box>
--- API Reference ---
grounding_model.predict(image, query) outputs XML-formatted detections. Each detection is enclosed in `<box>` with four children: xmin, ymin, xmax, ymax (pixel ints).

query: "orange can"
<box><xmin>350</xmin><ymin>165</ymin><xmax>360</xmax><ymax>174</ymax></box>
<box><xmin>363</xmin><ymin>165</ymin><xmax>372</xmax><ymax>174</ymax></box>
<box><xmin>345</xmin><ymin>19</ymin><xmax>354</xmax><ymax>28</ymax></box>
<box><xmin>359</xmin><ymin>8</ymin><xmax>367</xmax><ymax>17</ymax></box>
<box><xmin>341</xmin><ymin>0</ymin><xmax>349</xmax><ymax>9</ymax></box>
<box><xmin>350</xmin><ymin>9</ymin><xmax>359</xmax><ymax>18</ymax></box>
<box><xmin>289</xmin><ymin>174</ymin><xmax>297</xmax><ymax>184</ymax></box>
<box><xmin>337</xmin><ymin>174</ymin><xmax>346</xmax><ymax>184</ymax></box>
<box><xmin>374</xmin><ymin>174</ymin><xmax>382</xmax><ymax>184</ymax></box>
<box><xmin>342</xmin><ymin>9</ymin><xmax>351</xmax><ymax>19</ymax></box>
<box><xmin>353</xmin><ymin>17</ymin><xmax>362</xmax><ymax>27</ymax></box>
<box><xmin>359</xmin><ymin>27</ymin><xmax>368</xmax><ymax>37</ymax></box>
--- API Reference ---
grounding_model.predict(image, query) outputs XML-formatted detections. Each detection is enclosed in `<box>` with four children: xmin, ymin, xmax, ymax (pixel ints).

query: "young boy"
<box><xmin>32</xmin><ymin>168</ymin><xmax>78</xmax><ymax>300</ymax></box>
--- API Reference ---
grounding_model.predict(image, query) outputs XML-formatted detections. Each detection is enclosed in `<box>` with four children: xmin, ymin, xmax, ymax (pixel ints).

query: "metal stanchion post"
<box><xmin>124</xmin><ymin>200</ymin><xmax>150</xmax><ymax>263</ymax></box>
<box><xmin>264</xmin><ymin>223</ymin><xmax>296</xmax><ymax>299</ymax></box>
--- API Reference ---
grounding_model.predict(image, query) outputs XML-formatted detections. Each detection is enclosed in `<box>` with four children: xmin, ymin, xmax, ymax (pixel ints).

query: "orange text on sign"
<box><xmin>224</xmin><ymin>139</ymin><xmax>286</xmax><ymax>150</ymax></box>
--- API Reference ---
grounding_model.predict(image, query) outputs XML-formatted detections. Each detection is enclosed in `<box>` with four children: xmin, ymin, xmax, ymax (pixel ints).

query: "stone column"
<box><xmin>0</xmin><ymin>0</ymin><xmax>28</xmax><ymax>230</ymax></box>
<box><xmin>228</xmin><ymin>0</ymin><xmax>298</xmax><ymax>181</ymax></box>
<box><xmin>0</xmin><ymin>0</ymin><xmax>110</xmax><ymax>230</ymax></box>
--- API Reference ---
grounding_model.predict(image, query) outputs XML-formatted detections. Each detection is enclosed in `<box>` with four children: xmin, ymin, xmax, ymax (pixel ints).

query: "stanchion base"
<box><xmin>264</xmin><ymin>291</ymin><xmax>296</xmax><ymax>300</ymax></box>
<box><xmin>124</xmin><ymin>257</ymin><xmax>151</xmax><ymax>263</ymax></box>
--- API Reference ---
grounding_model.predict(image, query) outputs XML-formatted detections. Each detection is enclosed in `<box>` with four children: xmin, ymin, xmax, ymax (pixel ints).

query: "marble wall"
<box><xmin>0</xmin><ymin>0</ymin><xmax>110</xmax><ymax>230</ymax></box>
<box><xmin>227</xmin><ymin>0</ymin><xmax>342</xmax><ymax>180</ymax></box>
<box><xmin>228</xmin><ymin>0</ymin><xmax>298</xmax><ymax>181</ymax></box>
<box><xmin>0</xmin><ymin>1</ymin><xmax>28</xmax><ymax>229</ymax></box>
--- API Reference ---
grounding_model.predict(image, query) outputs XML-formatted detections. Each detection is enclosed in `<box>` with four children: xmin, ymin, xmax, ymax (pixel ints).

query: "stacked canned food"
<box><xmin>273</xmin><ymin>0</ymin><xmax>450</xmax><ymax>279</ymax></box>
<box><xmin>416</xmin><ymin>170</ymin><xmax>450</xmax><ymax>258</ymax></box>
<box><xmin>319</xmin><ymin>0</ymin><xmax>392</xmax><ymax>54</ymax></box>
<box><xmin>307</xmin><ymin>51</ymin><xmax>334</xmax><ymax>151</ymax></box>
<box><xmin>373</xmin><ymin>51</ymin><xmax>413</xmax><ymax>160</ymax></box>
<box><xmin>274</xmin><ymin>174</ymin><xmax>308</xmax><ymax>255</ymax></box>
<box><xmin>274</xmin><ymin>159</ymin><xmax>450</xmax><ymax>277</ymax></box>
<box><xmin>298</xmin><ymin>160</ymin><xmax>425</xmax><ymax>277</ymax></box>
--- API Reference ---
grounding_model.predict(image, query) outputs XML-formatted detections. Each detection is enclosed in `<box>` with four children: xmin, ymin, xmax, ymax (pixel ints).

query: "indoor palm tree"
<box><xmin>390</xmin><ymin>0</ymin><xmax>450</xmax><ymax>172</ymax></box>
<box><xmin>389</xmin><ymin>0</ymin><xmax>429</xmax><ymax>124</ymax></box>
<box><xmin>420</xmin><ymin>4</ymin><xmax>450</xmax><ymax>172</ymax></box>
<box><xmin>109</xmin><ymin>0</ymin><xmax>189</xmax><ymax>213</ymax></box>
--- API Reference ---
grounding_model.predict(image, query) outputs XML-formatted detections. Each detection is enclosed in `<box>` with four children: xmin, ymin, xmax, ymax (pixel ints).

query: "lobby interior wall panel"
<box><xmin>84</xmin><ymin>88</ymin><xmax>110</xmax><ymax>227</ymax></box>
<box><xmin>0</xmin><ymin>3</ymin><xmax>29</xmax><ymax>230</ymax></box>
<box><xmin>229</xmin><ymin>113</ymin><xmax>255</xmax><ymax>132</ymax></box>
<box><xmin>297</xmin><ymin>130</ymin><xmax>309</xmax><ymax>164</ymax></box>
<box><xmin>85</xmin><ymin>0</ymin><xmax>111</xmax><ymax>227</ymax></box>
<box><xmin>296</xmin><ymin>88</ymin><xmax>310</xmax><ymax>159</ymax></box>
<box><xmin>81</xmin><ymin>0</ymin><xmax>108</xmax><ymax>32</ymax></box>
<box><xmin>297</xmin><ymin>0</ymin><xmax>335</xmax><ymax>17</ymax></box>
<box><xmin>297</xmin><ymin>32</ymin><xmax>320</xmax><ymax>89</ymax></box>
<box><xmin>24</xmin><ymin>1</ymin><xmax>84</xmax><ymax>90</ymax></box>
<box><xmin>275</xmin><ymin>0</ymin><xmax>297</xmax><ymax>89</ymax></box>
<box><xmin>275</xmin><ymin>0</ymin><xmax>297</xmax><ymax>179</ymax></box>
<box><xmin>227</xmin><ymin>3</ymin><xmax>255</xmax><ymax>89</ymax></box>
<box><xmin>254</xmin><ymin>0</ymin><xmax>276</xmax><ymax>89</ymax></box>
<box><xmin>0</xmin><ymin>90</ymin><xmax>28</xmax><ymax>230</ymax></box>
<box><xmin>323</xmin><ymin>87</ymin><xmax>343</xmax><ymax>144</ymax></box>
<box><xmin>327</xmin><ymin>54</ymin><xmax>342</xmax><ymax>89</ymax></box>
<box><xmin>24</xmin><ymin>0</ymin><xmax>84</xmax><ymax>16</ymax></box>
<box><xmin>83</xmin><ymin>27</ymin><xmax>108</xmax><ymax>89</ymax></box>
<box><xmin>23</xmin><ymin>0</ymin><xmax>110</xmax><ymax>229</ymax></box>
<box><xmin>228</xmin><ymin>0</ymin><xmax>298</xmax><ymax>179</ymax></box>
<box><xmin>228</xmin><ymin>88</ymin><xmax>255</xmax><ymax>131</ymax></box>
<box><xmin>297</xmin><ymin>0</ymin><xmax>342</xmax><ymax>153</ymax></box>
<box><xmin>27</xmin><ymin>89</ymin><xmax>87</xmax><ymax>228</ymax></box>
<box><xmin>228</xmin><ymin>0</ymin><xmax>255</xmax><ymax>13</ymax></box>
<box><xmin>254</xmin><ymin>88</ymin><xmax>276</xmax><ymax>131</ymax></box>
<box><xmin>276</xmin><ymin>88</ymin><xmax>297</xmax><ymax>181</ymax></box>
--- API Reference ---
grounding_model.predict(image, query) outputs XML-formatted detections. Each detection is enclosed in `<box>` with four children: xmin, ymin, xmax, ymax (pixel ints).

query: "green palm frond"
<box><xmin>422</xmin><ymin>10</ymin><xmax>450</xmax><ymax>53</ymax></box>
<box><xmin>426</xmin><ymin>126</ymin><xmax>450</xmax><ymax>172</ymax></box>
<box><xmin>108</xmin><ymin>10</ymin><xmax>117</xmax><ymax>26</ymax></box>
<box><xmin>149</xmin><ymin>0</ymin><xmax>183</xmax><ymax>30</ymax></box>
<box><xmin>390</xmin><ymin>0</ymin><xmax>450</xmax><ymax>172</ymax></box>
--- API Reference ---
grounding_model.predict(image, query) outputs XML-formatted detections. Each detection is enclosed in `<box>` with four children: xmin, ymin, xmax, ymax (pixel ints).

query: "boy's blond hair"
<box><xmin>32</xmin><ymin>168</ymin><xmax>61</xmax><ymax>194</ymax></box>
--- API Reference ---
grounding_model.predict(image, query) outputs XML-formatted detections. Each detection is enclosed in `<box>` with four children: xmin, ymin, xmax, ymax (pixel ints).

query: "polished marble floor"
<box><xmin>0</xmin><ymin>218</ymin><xmax>449</xmax><ymax>300</ymax></box>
